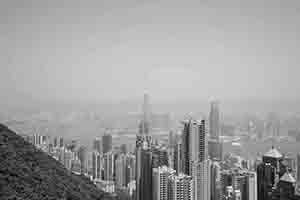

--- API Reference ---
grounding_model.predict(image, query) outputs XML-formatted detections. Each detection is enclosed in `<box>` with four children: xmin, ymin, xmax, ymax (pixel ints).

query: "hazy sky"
<box><xmin>1</xmin><ymin>0</ymin><xmax>300</xmax><ymax>104</ymax></box>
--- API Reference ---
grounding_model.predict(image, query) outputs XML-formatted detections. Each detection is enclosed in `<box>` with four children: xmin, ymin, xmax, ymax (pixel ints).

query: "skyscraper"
<box><xmin>209</xmin><ymin>100</ymin><xmax>220</xmax><ymax>140</ymax></box>
<box><xmin>92</xmin><ymin>151</ymin><xmax>102</xmax><ymax>180</ymax></box>
<box><xmin>262</xmin><ymin>147</ymin><xmax>283</xmax><ymax>172</ymax></box>
<box><xmin>93</xmin><ymin>137</ymin><xmax>102</xmax><ymax>153</ymax></box>
<box><xmin>64</xmin><ymin>149</ymin><xmax>74</xmax><ymax>170</ymax></box>
<box><xmin>168</xmin><ymin>173</ymin><xmax>193</xmax><ymax>200</ymax></box>
<box><xmin>182</xmin><ymin>120</ymin><xmax>191</xmax><ymax>175</ymax></box>
<box><xmin>211</xmin><ymin>161</ymin><xmax>222</xmax><ymax>200</ymax></box>
<box><xmin>208</xmin><ymin>139</ymin><xmax>223</xmax><ymax>161</ymax></box>
<box><xmin>173</xmin><ymin>142</ymin><xmax>183</xmax><ymax>174</ymax></box>
<box><xmin>102</xmin><ymin>133</ymin><xmax>112</xmax><ymax>154</ymax></box>
<box><xmin>168</xmin><ymin>131</ymin><xmax>175</xmax><ymax>148</ymax></box>
<box><xmin>194</xmin><ymin>160</ymin><xmax>211</xmax><ymax>200</ymax></box>
<box><xmin>182</xmin><ymin>119</ymin><xmax>208</xmax><ymax>200</ymax></box>
<box><xmin>139</xmin><ymin>93</ymin><xmax>151</xmax><ymax>135</ymax></box>
<box><xmin>257</xmin><ymin>162</ymin><xmax>276</xmax><ymax>200</ymax></box>
<box><xmin>59</xmin><ymin>137</ymin><xmax>64</xmax><ymax>148</ymax></box>
<box><xmin>103</xmin><ymin>152</ymin><xmax>115</xmax><ymax>181</ymax></box>
<box><xmin>198</xmin><ymin>119</ymin><xmax>207</xmax><ymax>162</ymax></box>
<box><xmin>246</xmin><ymin>171</ymin><xmax>257</xmax><ymax>200</ymax></box>
<box><xmin>33</xmin><ymin>133</ymin><xmax>41</xmax><ymax>146</ymax></box>
<box><xmin>181</xmin><ymin>119</ymin><xmax>207</xmax><ymax>176</ymax></box>
<box><xmin>193</xmin><ymin>120</ymin><xmax>210</xmax><ymax>200</ymax></box>
<box><xmin>152</xmin><ymin>166</ymin><xmax>175</xmax><ymax>200</ymax></box>
<box><xmin>136</xmin><ymin>135</ymin><xmax>153</xmax><ymax>200</ymax></box>
<box><xmin>125</xmin><ymin>153</ymin><xmax>136</xmax><ymax>186</ymax></box>
<box><xmin>256</xmin><ymin>147</ymin><xmax>286</xmax><ymax>199</ymax></box>
<box><xmin>120</xmin><ymin>144</ymin><xmax>127</xmax><ymax>154</ymax></box>
<box><xmin>136</xmin><ymin>93</ymin><xmax>153</xmax><ymax>200</ymax></box>
<box><xmin>277</xmin><ymin>172</ymin><xmax>297</xmax><ymax>199</ymax></box>
<box><xmin>78</xmin><ymin>146</ymin><xmax>87</xmax><ymax>175</ymax></box>
<box><xmin>116</xmin><ymin>153</ymin><xmax>127</xmax><ymax>187</ymax></box>
<box><xmin>53</xmin><ymin>137</ymin><xmax>58</xmax><ymax>147</ymax></box>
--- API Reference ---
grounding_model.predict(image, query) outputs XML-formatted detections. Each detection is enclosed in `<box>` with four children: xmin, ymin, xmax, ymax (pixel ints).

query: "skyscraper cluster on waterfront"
<box><xmin>23</xmin><ymin>94</ymin><xmax>300</xmax><ymax>200</ymax></box>
<box><xmin>134</xmin><ymin>95</ymin><xmax>300</xmax><ymax>200</ymax></box>
<box><xmin>135</xmin><ymin>96</ymin><xmax>214</xmax><ymax>200</ymax></box>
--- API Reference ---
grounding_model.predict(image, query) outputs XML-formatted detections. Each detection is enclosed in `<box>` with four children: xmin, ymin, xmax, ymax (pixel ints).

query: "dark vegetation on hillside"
<box><xmin>0</xmin><ymin>124</ymin><xmax>114</xmax><ymax>200</ymax></box>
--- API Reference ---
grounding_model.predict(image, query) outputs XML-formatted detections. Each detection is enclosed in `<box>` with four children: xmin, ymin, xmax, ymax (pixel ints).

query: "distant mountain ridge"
<box><xmin>0</xmin><ymin>124</ymin><xmax>113</xmax><ymax>200</ymax></box>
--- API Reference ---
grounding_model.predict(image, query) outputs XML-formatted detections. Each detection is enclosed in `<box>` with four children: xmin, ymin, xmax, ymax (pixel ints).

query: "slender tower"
<box><xmin>136</xmin><ymin>94</ymin><xmax>153</xmax><ymax>200</ymax></box>
<box><xmin>135</xmin><ymin>137</ymin><xmax>152</xmax><ymax>200</ymax></box>
<box><xmin>208</xmin><ymin>100</ymin><xmax>223</xmax><ymax>161</ymax></box>
<box><xmin>139</xmin><ymin>93</ymin><xmax>150</xmax><ymax>135</ymax></box>
<box><xmin>182</xmin><ymin>119</ymin><xmax>207</xmax><ymax>176</ymax></box>
<box><xmin>193</xmin><ymin>119</ymin><xmax>210</xmax><ymax>200</ymax></box>
<box><xmin>209</xmin><ymin>100</ymin><xmax>220</xmax><ymax>140</ymax></box>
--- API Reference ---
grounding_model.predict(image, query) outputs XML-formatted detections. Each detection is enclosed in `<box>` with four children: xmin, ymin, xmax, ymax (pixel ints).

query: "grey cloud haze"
<box><xmin>1</xmin><ymin>0</ymin><xmax>300</xmax><ymax>104</ymax></box>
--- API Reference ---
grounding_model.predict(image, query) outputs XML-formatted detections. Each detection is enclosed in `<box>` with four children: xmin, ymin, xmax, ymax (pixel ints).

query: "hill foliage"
<box><xmin>0</xmin><ymin>124</ymin><xmax>114</xmax><ymax>200</ymax></box>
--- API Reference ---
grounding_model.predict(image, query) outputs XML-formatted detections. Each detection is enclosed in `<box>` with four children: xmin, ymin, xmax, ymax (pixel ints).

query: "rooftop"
<box><xmin>280</xmin><ymin>172</ymin><xmax>296</xmax><ymax>183</ymax></box>
<box><xmin>263</xmin><ymin>147</ymin><xmax>283</xmax><ymax>158</ymax></box>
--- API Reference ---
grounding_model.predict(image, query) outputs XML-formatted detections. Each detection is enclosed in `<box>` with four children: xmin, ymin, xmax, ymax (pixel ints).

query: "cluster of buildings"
<box><xmin>135</xmin><ymin>96</ymin><xmax>300</xmax><ymax>200</ymax></box>
<box><xmin>90</xmin><ymin>134</ymin><xmax>136</xmax><ymax>194</ymax></box>
<box><xmin>24</xmin><ymin>130</ymin><xmax>136</xmax><ymax>194</ymax></box>
<box><xmin>23</xmin><ymin>133</ymin><xmax>83</xmax><ymax>175</ymax></box>
<box><xmin>22</xmin><ymin>94</ymin><xmax>300</xmax><ymax>200</ymax></box>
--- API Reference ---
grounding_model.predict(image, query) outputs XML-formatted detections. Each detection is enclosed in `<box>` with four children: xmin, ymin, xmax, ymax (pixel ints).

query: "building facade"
<box><xmin>168</xmin><ymin>173</ymin><xmax>193</xmax><ymax>200</ymax></box>
<box><xmin>152</xmin><ymin>166</ymin><xmax>175</xmax><ymax>200</ymax></box>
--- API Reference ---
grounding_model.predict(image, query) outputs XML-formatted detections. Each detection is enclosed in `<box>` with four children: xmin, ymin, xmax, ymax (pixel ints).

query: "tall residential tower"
<box><xmin>182</xmin><ymin>119</ymin><xmax>207</xmax><ymax>176</ymax></box>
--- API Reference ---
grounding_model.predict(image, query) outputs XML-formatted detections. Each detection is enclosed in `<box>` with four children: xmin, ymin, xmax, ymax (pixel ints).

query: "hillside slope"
<box><xmin>0</xmin><ymin>124</ymin><xmax>113</xmax><ymax>200</ymax></box>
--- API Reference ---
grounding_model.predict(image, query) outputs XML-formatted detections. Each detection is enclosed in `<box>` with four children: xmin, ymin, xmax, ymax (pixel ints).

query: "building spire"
<box><xmin>143</xmin><ymin>93</ymin><xmax>149</xmax><ymax>124</ymax></box>
<box><xmin>139</xmin><ymin>93</ymin><xmax>150</xmax><ymax>135</ymax></box>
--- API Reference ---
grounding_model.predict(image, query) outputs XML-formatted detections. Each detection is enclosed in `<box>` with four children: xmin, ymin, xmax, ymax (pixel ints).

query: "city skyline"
<box><xmin>1</xmin><ymin>1</ymin><xmax>300</xmax><ymax>200</ymax></box>
<box><xmin>3</xmin><ymin>92</ymin><xmax>300</xmax><ymax>200</ymax></box>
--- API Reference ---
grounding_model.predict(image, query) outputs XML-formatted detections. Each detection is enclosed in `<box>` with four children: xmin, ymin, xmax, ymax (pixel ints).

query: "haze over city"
<box><xmin>1</xmin><ymin>0</ymin><xmax>300</xmax><ymax>105</ymax></box>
